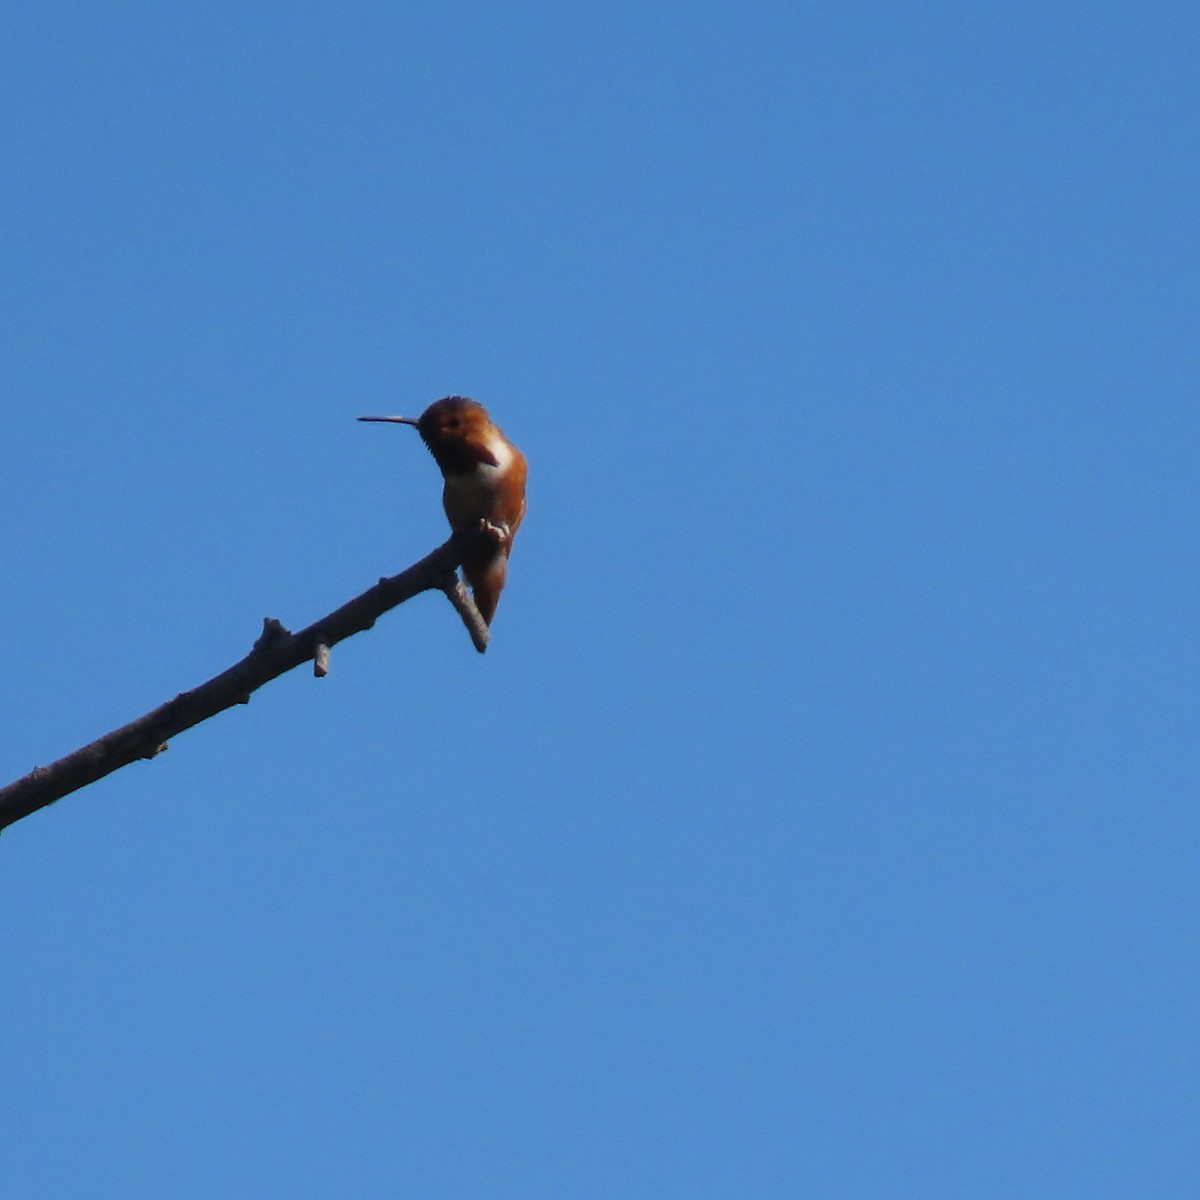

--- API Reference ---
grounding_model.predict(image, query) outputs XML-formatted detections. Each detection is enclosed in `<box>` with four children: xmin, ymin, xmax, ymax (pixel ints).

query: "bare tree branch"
<box><xmin>0</xmin><ymin>531</ymin><xmax>491</xmax><ymax>833</ymax></box>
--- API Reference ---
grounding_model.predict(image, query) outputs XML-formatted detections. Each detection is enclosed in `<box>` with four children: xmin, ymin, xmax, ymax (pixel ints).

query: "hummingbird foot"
<box><xmin>478</xmin><ymin>518</ymin><xmax>510</xmax><ymax>548</ymax></box>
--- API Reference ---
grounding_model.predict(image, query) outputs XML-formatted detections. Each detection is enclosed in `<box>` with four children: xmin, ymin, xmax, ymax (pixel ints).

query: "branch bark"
<box><xmin>0</xmin><ymin>531</ymin><xmax>491</xmax><ymax>833</ymax></box>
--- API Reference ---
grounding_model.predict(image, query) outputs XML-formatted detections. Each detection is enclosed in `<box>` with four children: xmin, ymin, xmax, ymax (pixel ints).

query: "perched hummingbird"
<box><xmin>358</xmin><ymin>396</ymin><xmax>527</xmax><ymax>626</ymax></box>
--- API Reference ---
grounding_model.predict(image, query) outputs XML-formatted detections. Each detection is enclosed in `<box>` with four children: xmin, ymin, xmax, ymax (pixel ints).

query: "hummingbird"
<box><xmin>358</xmin><ymin>396</ymin><xmax>527</xmax><ymax>626</ymax></box>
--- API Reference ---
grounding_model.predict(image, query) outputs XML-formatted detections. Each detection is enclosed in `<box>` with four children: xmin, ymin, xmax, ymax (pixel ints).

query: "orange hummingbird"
<box><xmin>358</xmin><ymin>396</ymin><xmax>527</xmax><ymax>626</ymax></box>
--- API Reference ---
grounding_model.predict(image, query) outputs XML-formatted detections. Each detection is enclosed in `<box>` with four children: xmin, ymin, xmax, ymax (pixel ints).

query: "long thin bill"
<box><xmin>357</xmin><ymin>415</ymin><xmax>419</xmax><ymax>425</ymax></box>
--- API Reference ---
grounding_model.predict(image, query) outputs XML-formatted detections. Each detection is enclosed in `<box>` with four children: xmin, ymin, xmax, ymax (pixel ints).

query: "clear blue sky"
<box><xmin>2</xmin><ymin>3</ymin><xmax>1196</xmax><ymax>1196</ymax></box>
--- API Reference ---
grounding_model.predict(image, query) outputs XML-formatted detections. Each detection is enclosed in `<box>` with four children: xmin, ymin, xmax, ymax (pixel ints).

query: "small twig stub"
<box><xmin>314</xmin><ymin>637</ymin><xmax>331</xmax><ymax>677</ymax></box>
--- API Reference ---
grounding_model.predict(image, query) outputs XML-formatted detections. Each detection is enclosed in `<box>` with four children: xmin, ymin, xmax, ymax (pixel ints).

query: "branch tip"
<box><xmin>440</xmin><ymin>573</ymin><xmax>490</xmax><ymax>654</ymax></box>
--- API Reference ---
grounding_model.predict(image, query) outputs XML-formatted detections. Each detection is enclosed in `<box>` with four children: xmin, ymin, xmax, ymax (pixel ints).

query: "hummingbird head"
<box><xmin>358</xmin><ymin>396</ymin><xmax>500</xmax><ymax>472</ymax></box>
<box><xmin>414</xmin><ymin>396</ymin><xmax>494</xmax><ymax>446</ymax></box>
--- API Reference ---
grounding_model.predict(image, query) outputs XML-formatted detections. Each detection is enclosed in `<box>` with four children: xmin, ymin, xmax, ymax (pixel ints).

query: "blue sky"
<box><xmin>2</xmin><ymin>3</ymin><xmax>1197</xmax><ymax>1196</ymax></box>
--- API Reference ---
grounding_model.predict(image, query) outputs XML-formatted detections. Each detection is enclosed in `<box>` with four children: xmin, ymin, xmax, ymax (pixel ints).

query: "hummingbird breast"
<box><xmin>440</xmin><ymin>436</ymin><xmax>527</xmax><ymax>537</ymax></box>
